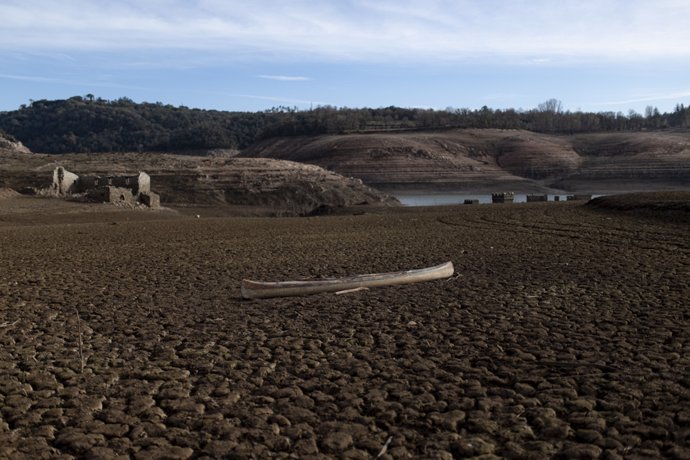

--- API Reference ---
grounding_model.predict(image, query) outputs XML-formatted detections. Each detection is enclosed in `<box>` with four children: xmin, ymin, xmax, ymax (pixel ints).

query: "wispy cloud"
<box><xmin>594</xmin><ymin>90</ymin><xmax>690</xmax><ymax>107</ymax></box>
<box><xmin>1</xmin><ymin>0</ymin><xmax>689</xmax><ymax>63</ymax></box>
<box><xmin>223</xmin><ymin>93</ymin><xmax>325</xmax><ymax>106</ymax></box>
<box><xmin>258</xmin><ymin>75</ymin><xmax>310</xmax><ymax>81</ymax></box>
<box><xmin>0</xmin><ymin>73</ymin><xmax>70</xmax><ymax>83</ymax></box>
<box><xmin>527</xmin><ymin>58</ymin><xmax>552</xmax><ymax>65</ymax></box>
<box><xmin>0</xmin><ymin>72</ymin><xmax>146</xmax><ymax>90</ymax></box>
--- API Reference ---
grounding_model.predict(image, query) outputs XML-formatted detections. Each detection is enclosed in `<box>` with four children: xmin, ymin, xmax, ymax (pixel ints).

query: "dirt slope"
<box><xmin>243</xmin><ymin>129</ymin><xmax>690</xmax><ymax>192</ymax></box>
<box><xmin>0</xmin><ymin>134</ymin><xmax>31</xmax><ymax>154</ymax></box>
<box><xmin>553</xmin><ymin>131</ymin><xmax>690</xmax><ymax>191</ymax></box>
<box><xmin>0</xmin><ymin>150</ymin><xmax>398</xmax><ymax>216</ymax></box>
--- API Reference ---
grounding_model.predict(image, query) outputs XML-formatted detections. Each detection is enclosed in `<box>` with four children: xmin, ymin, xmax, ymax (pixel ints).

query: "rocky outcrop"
<box><xmin>0</xmin><ymin>153</ymin><xmax>398</xmax><ymax>215</ymax></box>
<box><xmin>148</xmin><ymin>157</ymin><xmax>398</xmax><ymax>214</ymax></box>
<box><xmin>0</xmin><ymin>133</ymin><xmax>31</xmax><ymax>154</ymax></box>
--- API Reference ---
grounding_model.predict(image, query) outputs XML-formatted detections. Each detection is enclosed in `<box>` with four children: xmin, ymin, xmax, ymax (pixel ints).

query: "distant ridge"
<box><xmin>1</xmin><ymin>96</ymin><xmax>689</xmax><ymax>154</ymax></box>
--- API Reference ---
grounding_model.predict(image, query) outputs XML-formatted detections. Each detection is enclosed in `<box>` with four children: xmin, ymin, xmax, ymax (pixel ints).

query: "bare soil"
<box><xmin>1</xmin><ymin>195</ymin><xmax>689</xmax><ymax>459</ymax></box>
<box><xmin>243</xmin><ymin>129</ymin><xmax>690</xmax><ymax>193</ymax></box>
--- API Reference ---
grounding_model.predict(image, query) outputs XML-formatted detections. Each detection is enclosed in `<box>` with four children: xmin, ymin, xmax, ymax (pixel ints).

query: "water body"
<box><xmin>393</xmin><ymin>192</ymin><xmax>571</xmax><ymax>206</ymax></box>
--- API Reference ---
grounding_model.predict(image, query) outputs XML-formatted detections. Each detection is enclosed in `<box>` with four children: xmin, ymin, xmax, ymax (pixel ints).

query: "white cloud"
<box><xmin>258</xmin><ymin>75</ymin><xmax>311</xmax><ymax>81</ymax></box>
<box><xmin>1</xmin><ymin>0</ymin><xmax>690</xmax><ymax>63</ymax></box>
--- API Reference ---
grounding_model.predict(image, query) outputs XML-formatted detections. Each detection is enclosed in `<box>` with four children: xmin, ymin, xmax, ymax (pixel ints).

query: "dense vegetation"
<box><xmin>1</xmin><ymin>96</ymin><xmax>689</xmax><ymax>154</ymax></box>
<box><xmin>0</xmin><ymin>96</ymin><xmax>267</xmax><ymax>154</ymax></box>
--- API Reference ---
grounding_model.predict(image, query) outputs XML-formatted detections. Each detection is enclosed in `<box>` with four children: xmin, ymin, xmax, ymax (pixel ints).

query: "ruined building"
<box><xmin>51</xmin><ymin>167</ymin><xmax>160</xmax><ymax>208</ymax></box>
<box><xmin>491</xmin><ymin>192</ymin><xmax>515</xmax><ymax>203</ymax></box>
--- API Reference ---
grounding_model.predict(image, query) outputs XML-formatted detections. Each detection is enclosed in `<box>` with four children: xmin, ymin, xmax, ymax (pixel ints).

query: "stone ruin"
<box><xmin>491</xmin><ymin>192</ymin><xmax>515</xmax><ymax>203</ymax></box>
<box><xmin>526</xmin><ymin>194</ymin><xmax>548</xmax><ymax>202</ymax></box>
<box><xmin>567</xmin><ymin>194</ymin><xmax>593</xmax><ymax>201</ymax></box>
<box><xmin>51</xmin><ymin>167</ymin><xmax>160</xmax><ymax>208</ymax></box>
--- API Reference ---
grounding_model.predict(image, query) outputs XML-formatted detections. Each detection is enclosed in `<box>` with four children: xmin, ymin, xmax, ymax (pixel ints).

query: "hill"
<box><xmin>242</xmin><ymin>129</ymin><xmax>690</xmax><ymax>193</ymax></box>
<box><xmin>0</xmin><ymin>97</ymin><xmax>270</xmax><ymax>153</ymax></box>
<box><xmin>2</xmin><ymin>96</ymin><xmax>690</xmax><ymax>154</ymax></box>
<box><xmin>2</xmin><ymin>98</ymin><xmax>689</xmax><ymax>197</ymax></box>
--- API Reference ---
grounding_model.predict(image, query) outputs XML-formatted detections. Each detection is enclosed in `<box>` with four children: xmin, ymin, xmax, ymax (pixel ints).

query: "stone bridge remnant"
<box><xmin>51</xmin><ymin>167</ymin><xmax>159</xmax><ymax>208</ymax></box>
<box><xmin>567</xmin><ymin>194</ymin><xmax>593</xmax><ymax>201</ymax></box>
<box><xmin>526</xmin><ymin>194</ymin><xmax>548</xmax><ymax>202</ymax></box>
<box><xmin>491</xmin><ymin>192</ymin><xmax>515</xmax><ymax>203</ymax></box>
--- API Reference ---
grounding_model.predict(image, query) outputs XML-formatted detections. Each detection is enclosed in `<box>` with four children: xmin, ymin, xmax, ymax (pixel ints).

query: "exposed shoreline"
<box><xmin>1</xmin><ymin>196</ymin><xmax>688</xmax><ymax>458</ymax></box>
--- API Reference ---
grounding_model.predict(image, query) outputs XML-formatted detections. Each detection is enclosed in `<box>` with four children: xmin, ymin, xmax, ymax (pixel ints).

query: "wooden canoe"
<box><xmin>241</xmin><ymin>261</ymin><xmax>454</xmax><ymax>299</ymax></box>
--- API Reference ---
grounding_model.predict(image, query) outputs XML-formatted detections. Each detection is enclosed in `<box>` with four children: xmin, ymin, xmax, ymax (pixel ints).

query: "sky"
<box><xmin>2</xmin><ymin>0</ymin><xmax>690</xmax><ymax>114</ymax></box>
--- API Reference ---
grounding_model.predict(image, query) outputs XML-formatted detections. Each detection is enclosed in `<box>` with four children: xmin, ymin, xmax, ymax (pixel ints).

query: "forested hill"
<box><xmin>0</xmin><ymin>97</ymin><xmax>269</xmax><ymax>154</ymax></box>
<box><xmin>1</xmin><ymin>96</ymin><xmax>690</xmax><ymax>154</ymax></box>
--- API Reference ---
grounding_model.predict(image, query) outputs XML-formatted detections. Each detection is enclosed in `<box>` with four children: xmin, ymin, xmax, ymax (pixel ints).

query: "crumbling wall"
<box><xmin>76</xmin><ymin>172</ymin><xmax>150</xmax><ymax>195</ymax></box>
<box><xmin>139</xmin><ymin>191</ymin><xmax>160</xmax><ymax>208</ymax></box>
<box><xmin>52</xmin><ymin>167</ymin><xmax>79</xmax><ymax>195</ymax></box>
<box><xmin>50</xmin><ymin>167</ymin><xmax>159</xmax><ymax>208</ymax></box>
<box><xmin>526</xmin><ymin>194</ymin><xmax>548</xmax><ymax>202</ymax></box>
<box><xmin>492</xmin><ymin>192</ymin><xmax>515</xmax><ymax>203</ymax></box>
<box><xmin>86</xmin><ymin>186</ymin><xmax>135</xmax><ymax>207</ymax></box>
<box><xmin>567</xmin><ymin>194</ymin><xmax>593</xmax><ymax>201</ymax></box>
<box><xmin>136</xmin><ymin>172</ymin><xmax>151</xmax><ymax>195</ymax></box>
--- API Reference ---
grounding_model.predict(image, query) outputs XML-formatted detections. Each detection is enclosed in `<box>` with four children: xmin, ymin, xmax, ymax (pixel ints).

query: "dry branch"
<box><xmin>242</xmin><ymin>261</ymin><xmax>454</xmax><ymax>299</ymax></box>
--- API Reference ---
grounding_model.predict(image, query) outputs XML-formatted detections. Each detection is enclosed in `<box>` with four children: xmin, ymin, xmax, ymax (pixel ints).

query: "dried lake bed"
<box><xmin>1</xmin><ymin>195</ymin><xmax>689</xmax><ymax>458</ymax></box>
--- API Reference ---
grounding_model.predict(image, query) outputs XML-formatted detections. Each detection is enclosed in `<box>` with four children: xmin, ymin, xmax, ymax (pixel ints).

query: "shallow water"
<box><xmin>392</xmin><ymin>192</ymin><xmax>570</xmax><ymax>206</ymax></box>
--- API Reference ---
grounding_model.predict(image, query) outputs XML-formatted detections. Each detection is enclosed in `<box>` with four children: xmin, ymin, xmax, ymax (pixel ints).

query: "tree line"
<box><xmin>0</xmin><ymin>96</ymin><xmax>689</xmax><ymax>154</ymax></box>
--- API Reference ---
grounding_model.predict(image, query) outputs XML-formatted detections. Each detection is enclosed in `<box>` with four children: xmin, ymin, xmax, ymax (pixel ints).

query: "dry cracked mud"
<box><xmin>1</xmin><ymin>198</ymin><xmax>689</xmax><ymax>459</ymax></box>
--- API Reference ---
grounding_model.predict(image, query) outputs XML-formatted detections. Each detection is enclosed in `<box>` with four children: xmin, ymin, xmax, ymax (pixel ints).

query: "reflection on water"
<box><xmin>393</xmin><ymin>193</ymin><xmax>572</xmax><ymax>206</ymax></box>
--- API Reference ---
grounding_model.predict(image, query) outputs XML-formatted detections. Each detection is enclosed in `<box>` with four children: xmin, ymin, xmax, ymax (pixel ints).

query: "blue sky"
<box><xmin>2</xmin><ymin>0</ymin><xmax>690</xmax><ymax>114</ymax></box>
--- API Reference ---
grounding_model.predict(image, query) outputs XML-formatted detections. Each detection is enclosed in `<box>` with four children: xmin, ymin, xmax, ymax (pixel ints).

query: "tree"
<box><xmin>537</xmin><ymin>98</ymin><xmax>563</xmax><ymax>113</ymax></box>
<box><xmin>644</xmin><ymin>106</ymin><xmax>660</xmax><ymax>119</ymax></box>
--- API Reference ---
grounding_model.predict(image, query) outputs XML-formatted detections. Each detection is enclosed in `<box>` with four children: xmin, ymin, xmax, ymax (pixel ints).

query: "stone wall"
<box><xmin>52</xmin><ymin>167</ymin><xmax>80</xmax><ymax>196</ymax></box>
<box><xmin>77</xmin><ymin>172</ymin><xmax>150</xmax><ymax>195</ymax></box>
<box><xmin>86</xmin><ymin>186</ymin><xmax>135</xmax><ymax>207</ymax></box>
<box><xmin>526</xmin><ymin>194</ymin><xmax>548</xmax><ymax>202</ymax></box>
<box><xmin>492</xmin><ymin>192</ymin><xmax>515</xmax><ymax>203</ymax></box>
<box><xmin>567</xmin><ymin>194</ymin><xmax>593</xmax><ymax>201</ymax></box>
<box><xmin>50</xmin><ymin>167</ymin><xmax>158</xmax><ymax>208</ymax></box>
<box><xmin>139</xmin><ymin>191</ymin><xmax>160</xmax><ymax>208</ymax></box>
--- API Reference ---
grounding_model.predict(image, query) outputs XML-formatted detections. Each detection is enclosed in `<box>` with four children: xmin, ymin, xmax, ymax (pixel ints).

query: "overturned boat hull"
<box><xmin>241</xmin><ymin>261</ymin><xmax>454</xmax><ymax>299</ymax></box>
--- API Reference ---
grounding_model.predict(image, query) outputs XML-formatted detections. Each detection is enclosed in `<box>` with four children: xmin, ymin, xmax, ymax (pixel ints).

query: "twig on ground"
<box><xmin>0</xmin><ymin>319</ymin><xmax>20</xmax><ymax>328</ymax></box>
<box><xmin>335</xmin><ymin>286</ymin><xmax>369</xmax><ymax>295</ymax></box>
<box><xmin>376</xmin><ymin>436</ymin><xmax>393</xmax><ymax>458</ymax></box>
